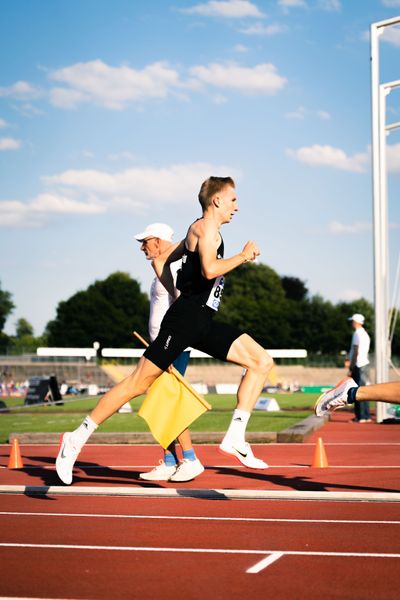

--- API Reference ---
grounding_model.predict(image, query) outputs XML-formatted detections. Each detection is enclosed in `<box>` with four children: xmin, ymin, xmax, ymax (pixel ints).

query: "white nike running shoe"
<box><xmin>139</xmin><ymin>460</ymin><xmax>177</xmax><ymax>481</ymax></box>
<box><xmin>169</xmin><ymin>458</ymin><xmax>205</xmax><ymax>482</ymax></box>
<box><xmin>219</xmin><ymin>441</ymin><xmax>268</xmax><ymax>469</ymax></box>
<box><xmin>314</xmin><ymin>377</ymin><xmax>357</xmax><ymax>417</ymax></box>
<box><xmin>56</xmin><ymin>432</ymin><xmax>80</xmax><ymax>485</ymax></box>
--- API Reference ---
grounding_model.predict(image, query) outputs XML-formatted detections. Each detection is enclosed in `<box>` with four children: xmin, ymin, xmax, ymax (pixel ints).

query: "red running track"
<box><xmin>0</xmin><ymin>412</ymin><xmax>399</xmax><ymax>598</ymax></box>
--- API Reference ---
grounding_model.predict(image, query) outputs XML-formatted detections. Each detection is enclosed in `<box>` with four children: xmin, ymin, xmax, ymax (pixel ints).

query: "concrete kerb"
<box><xmin>1</xmin><ymin>484</ymin><xmax>400</xmax><ymax>502</ymax></box>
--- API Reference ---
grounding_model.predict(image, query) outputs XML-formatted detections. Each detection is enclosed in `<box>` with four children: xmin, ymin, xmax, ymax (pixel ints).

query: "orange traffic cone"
<box><xmin>312</xmin><ymin>437</ymin><xmax>329</xmax><ymax>468</ymax></box>
<box><xmin>8</xmin><ymin>438</ymin><xmax>24</xmax><ymax>469</ymax></box>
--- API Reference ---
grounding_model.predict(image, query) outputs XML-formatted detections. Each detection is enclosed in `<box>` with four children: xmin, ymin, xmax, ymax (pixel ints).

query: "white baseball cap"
<box><xmin>348</xmin><ymin>313</ymin><xmax>365</xmax><ymax>325</ymax></box>
<box><xmin>134</xmin><ymin>223</ymin><xmax>174</xmax><ymax>242</ymax></box>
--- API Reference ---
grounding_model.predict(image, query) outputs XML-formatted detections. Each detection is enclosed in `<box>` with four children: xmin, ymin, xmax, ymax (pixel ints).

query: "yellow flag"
<box><xmin>138</xmin><ymin>371</ymin><xmax>211</xmax><ymax>449</ymax></box>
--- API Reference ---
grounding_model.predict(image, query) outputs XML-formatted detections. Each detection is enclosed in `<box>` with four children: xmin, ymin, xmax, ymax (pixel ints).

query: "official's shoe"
<box><xmin>219</xmin><ymin>440</ymin><xmax>268</xmax><ymax>469</ymax></box>
<box><xmin>314</xmin><ymin>377</ymin><xmax>357</xmax><ymax>417</ymax></box>
<box><xmin>56</xmin><ymin>432</ymin><xmax>80</xmax><ymax>485</ymax></box>
<box><xmin>139</xmin><ymin>460</ymin><xmax>177</xmax><ymax>481</ymax></box>
<box><xmin>169</xmin><ymin>458</ymin><xmax>205</xmax><ymax>482</ymax></box>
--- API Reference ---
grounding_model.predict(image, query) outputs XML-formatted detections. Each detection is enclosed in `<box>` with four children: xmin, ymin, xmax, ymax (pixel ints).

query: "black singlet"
<box><xmin>176</xmin><ymin>237</ymin><xmax>225</xmax><ymax>311</ymax></box>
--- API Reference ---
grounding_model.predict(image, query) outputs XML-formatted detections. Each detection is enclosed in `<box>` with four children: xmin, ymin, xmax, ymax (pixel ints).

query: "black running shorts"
<box><xmin>144</xmin><ymin>296</ymin><xmax>244</xmax><ymax>371</ymax></box>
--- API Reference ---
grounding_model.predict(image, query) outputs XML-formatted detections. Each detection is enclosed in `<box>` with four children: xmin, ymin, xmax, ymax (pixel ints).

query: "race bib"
<box><xmin>206</xmin><ymin>275</ymin><xmax>225</xmax><ymax>311</ymax></box>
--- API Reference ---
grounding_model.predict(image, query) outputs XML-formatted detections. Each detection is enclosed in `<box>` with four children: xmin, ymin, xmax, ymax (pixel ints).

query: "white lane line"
<box><xmin>2</xmin><ymin>464</ymin><xmax>400</xmax><ymax>470</ymax></box>
<box><xmin>0</xmin><ymin>542</ymin><xmax>399</xmax><ymax>560</ymax></box>
<box><xmin>247</xmin><ymin>552</ymin><xmax>284</xmax><ymax>573</ymax></box>
<box><xmin>2</xmin><ymin>443</ymin><xmax>400</xmax><ymax>446</ymax></box>
<box><xmin>1</xmin><ymin>512</ymin><xmax>400</xmax><ymax>525</ymax></box>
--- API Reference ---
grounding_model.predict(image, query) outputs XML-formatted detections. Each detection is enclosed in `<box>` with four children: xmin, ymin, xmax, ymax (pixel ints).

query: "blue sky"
<box><xmin>1</xmin><ymin>0</ymin><xmax>400</xmax><ymax>337</ymax></box>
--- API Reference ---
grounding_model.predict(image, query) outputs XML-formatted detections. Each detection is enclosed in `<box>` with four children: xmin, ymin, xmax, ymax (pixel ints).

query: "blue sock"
<box><xmin>183</xmin><ymin>449</ymin><xmax>196</xmax><ymax>461</ymax></box>
<box><xmin>164</xmin><ymin>452</ymin><xmax>177</xmax><ymax>466</ymax></box>
<box><xmin>347</xmin><ymin>387</ymin><xmax>358</xmax><ymax>404</ymax></box>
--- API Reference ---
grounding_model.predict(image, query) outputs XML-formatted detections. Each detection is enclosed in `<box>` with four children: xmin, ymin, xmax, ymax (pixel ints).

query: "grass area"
<box><xmin>0</xmin><ymin>392</ymin><xmax>318</xmax><ymax>443</ymax></box>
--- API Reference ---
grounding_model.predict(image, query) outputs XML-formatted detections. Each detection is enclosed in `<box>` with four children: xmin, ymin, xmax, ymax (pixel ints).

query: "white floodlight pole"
<box><xmin>370</xmin><ymin>21</ymin><xmax>400</xmax><ymax>370</ymax></box>
<box><xmin>370</xmin><ymin>16</ymin><xmax>400</xmax><ymax>422</ymax></box>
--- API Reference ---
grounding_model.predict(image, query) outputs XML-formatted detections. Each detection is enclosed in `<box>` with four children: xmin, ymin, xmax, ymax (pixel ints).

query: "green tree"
<box><xmin>281</xmin><ymin>276</ymin><xmax>308</xmax><ymax>302</ymax></box>
<box><xmin>16</xmin><ymin>318</ymin><xmax>34</xmax><ymax>338</ymax></box>
<box><xmin>217</xmin><ymin>262</ymin><xmax>291</xmax><ymax>348</ymax></box>
<box><xmin>0</xmin><ymin>281</ymin><xmax>14</xmax><ymax>332</ymax></box>
<box><xmin>45</xmin><ymin>272</ymin><xmax>150</xmax><ymax>348</ymax></box>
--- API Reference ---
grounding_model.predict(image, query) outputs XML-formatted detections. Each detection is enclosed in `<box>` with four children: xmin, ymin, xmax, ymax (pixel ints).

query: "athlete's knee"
<box><xmin>124</xmin><ymin>370</ymin><xmax>156</xmax><ymax>397</ymax></box>
<box><xmin>250</xmin><ymin>350</ymin><xmax>273</xmax><ymax>376</ymax></box>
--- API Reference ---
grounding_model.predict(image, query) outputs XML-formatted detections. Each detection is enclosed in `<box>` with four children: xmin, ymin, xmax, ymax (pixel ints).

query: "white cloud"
<box><xmin>190</xmin><ymin>62</ymin><xmax>287</xmax><ymax>94</ymax></box>
<box><xmin>1</xmin><ymin>162</ymin><xmax>240</xmax><ymax>228</ymax></box>
<box><xmin>43</xmin><ymin>162</ymin><xmax>239</xmax><ymax>204</ymax></box>
<box><xmin>0</xmin><ymin>137</ymin><xmax>21</xmax><ymax>151</ymax></box>
<box><xmin>287</xmin><ymin>144</ymin><xmax>369</xmax><ymax>173</ymax></box>
<box><xmin>387</xmin><ymin>143</ymin><xmax>400</xmax><ymax>173</ymax></box>
<box><xmin>181</xmin><ymin>1</ymin><xmax>264</xmax><ymax>18</ymax></box>
<box><xmin>381</xmin><ymin>0</ymin><xmax>400</xmax><ymax>7</ymax></box>
<box><xmin>31</xmin><ymin>193</ymin><xmax>105</xmax><ymax>215</ymax></box>
<box><xmin>240</xmin><ymin>22</ymin><xmax>285</xmax><ymax>35</ymax></box>
<box><xmin>0</xmin><ymin>118</ymin><xmax>8</xmax><ymax>128</ymax></box>
<box><xmin>0</xmin><ymin>80</ymin><xmax>41</xmax><ymax>100</ymax></box>
<box><xmin>278</xmin><ymin>0</ymin><xmax>307</xmax><ymax>8</ymax></box>
<box><xmin>382</xmin><ymin>26</ymin><xmax>400</xmax><ymax>47</ymax></box>
<box><xmin>48</xmin><ymin>60</ymin><xmax>182</xmax><ymax>109</ymax></box>
<box><xmin>329</xmin><ymin>221</ymin><xmax>371</xmax><ymax>234</ymax></box>
<box><xmin>41</xmin><ymin>58</ymin><xmax>290</xmax><ymax>110</ymax></box>
<box><xmin>0</xmin><ymin>193</ymin><xmax>104</xmax><ymax>228</ymax></box>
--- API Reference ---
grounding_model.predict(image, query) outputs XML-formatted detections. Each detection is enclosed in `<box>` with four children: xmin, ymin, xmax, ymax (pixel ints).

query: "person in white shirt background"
<box><xmin>134</xmin><ymin>222</ymin><xmax>204</xmax><ymax>482</ymax></box>
<box><xmin>346</xmin><ymin>313</ymin><xmax>371</xmax><ymax>423</ymax></box>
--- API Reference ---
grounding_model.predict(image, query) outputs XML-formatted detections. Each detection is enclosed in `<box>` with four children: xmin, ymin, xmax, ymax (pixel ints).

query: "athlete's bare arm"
<box><xmin>190</xmin><ymin>219</ymin><xmax>259</xmax><ymax>280</ymax></box>
<box><xmin>152</xmin><ymin>240</ymin><xmax>185</xmax><ymax>295</ymax></box>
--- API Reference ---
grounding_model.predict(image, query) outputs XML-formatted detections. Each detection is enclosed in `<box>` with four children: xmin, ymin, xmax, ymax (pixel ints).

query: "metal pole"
<box><xmin>370</xmin><ymin>17</ymin><xmax>400</xmax><ymax>421</ymax></box>
<box><xmin>370</xmin><ymin>23</ymin><xmax>386</xmax><ymax>389</ymax></box>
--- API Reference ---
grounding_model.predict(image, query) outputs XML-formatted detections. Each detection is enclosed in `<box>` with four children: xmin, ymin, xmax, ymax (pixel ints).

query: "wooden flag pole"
<box><xmin>133</xmin><ymin>331</ymin><xmax>211</xmax><ymax>410</ymax></box>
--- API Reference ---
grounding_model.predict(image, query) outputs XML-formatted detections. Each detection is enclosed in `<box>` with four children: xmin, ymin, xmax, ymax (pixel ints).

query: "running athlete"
<box><xmin>134</xmin><ymin>221</ymin><xmax>204</xmax><ymax>482</ymax></box>
<box><xmin>56</xmin><ymin>176</ymin><xmax>273</xmax><ymax>485</ymax></box>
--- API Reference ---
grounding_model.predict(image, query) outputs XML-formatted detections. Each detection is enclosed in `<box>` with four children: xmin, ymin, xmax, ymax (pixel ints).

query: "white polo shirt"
<box><xmin>349</xmin><ymin>327</ymin><xmax>370</xmax><ymax>368</ymax></box>
<box><xmin>148</xmin><ymin>260</ymin><xmax>181</xmax><ymax>342</ymax></box>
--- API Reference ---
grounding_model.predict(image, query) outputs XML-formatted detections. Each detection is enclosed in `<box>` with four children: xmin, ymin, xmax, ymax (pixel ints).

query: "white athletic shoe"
<box><xmin>219</xmin><ymin>440</ymin><xmax>268</xmax><ymax>470</ymax></box>
<box><xmin>314</xmin><ymin>377</ymin><xmax>357</xmax><ymax>417</ymax></box>
<box><xmin>56</xmin><ymin>432</ymin><xmax>80</xmax><ymax>485</ymax></box>
<box><xmin>139</xmin><ymin>460</ymin><xmax>177</xmax><ymax>481</ymax></box>
<box><xmin>169</xmin><ymin>458</ymin><xmax>205</xmax><ymax>482</ymax></box>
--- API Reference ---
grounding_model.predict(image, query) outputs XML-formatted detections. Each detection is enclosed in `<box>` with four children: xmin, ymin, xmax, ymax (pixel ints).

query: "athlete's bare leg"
<box><xmin>226</xmin><ymin>333</ymin><xmax>273</xmax><ymax>411</ymax></box>
<box><xmin>56</xmin><ymin>357</ymin><xmax>163</xmax><ymax>484</ymax></box>
<box><xmin>90</xmin><ymin>357</ymin><xmax>163</xmax><ymax>425</ymax></box>
<box><xmin>356</xmin><ymin>382</ymin><xmax>400</xmax><ymax>403</ymax></box>
<box><xmin>218</xmin><ymin>333</ymin><xmax>273</xmax><ymax>469</ymax></box>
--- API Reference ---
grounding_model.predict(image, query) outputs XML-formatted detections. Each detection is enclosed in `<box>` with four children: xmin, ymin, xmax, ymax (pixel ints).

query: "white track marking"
<box><xmin>2</xmin><ymin>464</ymin><xmax>400</xmax><ymax>470</ymax></box>
<box><xmin>247</xmin><ymin>552</ymin><xmax>284</xmax><ymax>573</ymax></box>
<box><xmin>0</xmin><ymin>542</ymin><xmax>399</xmax><ymax>560</ymax></box>
<box><xmin>1</xmin><ymin>511</ymin><xmax>400</xmax><ymax>525</ymax></box>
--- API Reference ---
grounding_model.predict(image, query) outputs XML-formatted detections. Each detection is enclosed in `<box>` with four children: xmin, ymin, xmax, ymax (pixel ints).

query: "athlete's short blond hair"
<box><xmin>198</xmin><ymin>176</ymin><xmax>235</xmax><ymax>211</ymax></box>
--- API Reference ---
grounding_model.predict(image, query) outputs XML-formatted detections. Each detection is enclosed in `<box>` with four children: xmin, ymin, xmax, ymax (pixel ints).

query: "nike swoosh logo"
<box><xmin>233</xmin><ymin>447</ymin><xmax>248</xmax><ymax>458</ymax></box>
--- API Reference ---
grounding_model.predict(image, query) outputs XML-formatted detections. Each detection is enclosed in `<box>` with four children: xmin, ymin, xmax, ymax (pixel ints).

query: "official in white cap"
<box><xmin>347</xmin><ymin>313</ymin><xmax>371</xmax><ymax>422</ymax></box>
<box><xmin>133</xmin><ymin>223</ymin><xmax>204</xmax><ymax>482</ymax></box>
